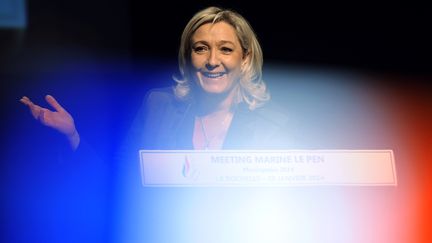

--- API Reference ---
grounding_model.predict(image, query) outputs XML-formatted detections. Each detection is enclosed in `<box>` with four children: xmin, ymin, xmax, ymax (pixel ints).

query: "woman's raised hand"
<box><xmin>20</xmin><ymin>95</ymin><xmax>80</xmax><ymax>150</ymax></box>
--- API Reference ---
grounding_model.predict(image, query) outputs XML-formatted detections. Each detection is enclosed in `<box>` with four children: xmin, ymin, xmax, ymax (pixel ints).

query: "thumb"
<box><xmin>45</xmin><ymin>95</ymin><xmax>65</xmax><ymax>112</ymax></box>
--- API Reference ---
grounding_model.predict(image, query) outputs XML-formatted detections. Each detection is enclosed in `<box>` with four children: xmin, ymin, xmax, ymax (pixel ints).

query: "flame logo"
<box><xmin>182</xmin><ymin>155</ymin><xmax>200</xmax><ymax>180</ymax></box>
<box><xmin>182</xmin><ymin>155</ymin><xmax>191</xmax><ymax>178</ymax></box>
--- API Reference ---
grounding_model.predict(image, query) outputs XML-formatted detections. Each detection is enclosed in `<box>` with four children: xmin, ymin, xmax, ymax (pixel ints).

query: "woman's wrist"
<box><xmin>67</xmin><ymin>129</ymin><xmax>80</xmax><ymax>151</ymax></box>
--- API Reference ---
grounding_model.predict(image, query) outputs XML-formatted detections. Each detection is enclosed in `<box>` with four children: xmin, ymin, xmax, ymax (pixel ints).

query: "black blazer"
<box><xmin>126</xmin><ymin>87</ymin><xmax>305</xmax><ymax>151</ymax></box>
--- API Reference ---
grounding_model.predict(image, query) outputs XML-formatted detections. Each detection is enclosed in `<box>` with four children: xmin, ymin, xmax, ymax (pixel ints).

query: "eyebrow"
<box><xmin>192</xmin><ymin>40</ymin><xmax>236</xmax><ymax>46</ymax></box>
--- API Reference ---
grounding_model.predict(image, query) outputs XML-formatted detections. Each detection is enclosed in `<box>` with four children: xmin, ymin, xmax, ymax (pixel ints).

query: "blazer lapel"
<box><xmin>223</xmin><ymin>104</ymin><xmax>257</xmax><ymax>149</ymax></box>
<box><xmin>173</xmin><ymin>100</ymin><xmax>195</xmax><ymax>149</ymax></box>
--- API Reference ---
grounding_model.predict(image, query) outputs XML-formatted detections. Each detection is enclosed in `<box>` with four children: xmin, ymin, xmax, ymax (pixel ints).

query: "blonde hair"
<box><xmin>174</xmin><ymin>6</ymin><xmax>270</xmax><ymax>110</ymax></box>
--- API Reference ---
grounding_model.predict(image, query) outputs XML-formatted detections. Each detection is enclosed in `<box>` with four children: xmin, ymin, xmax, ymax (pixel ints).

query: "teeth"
<box><xmin>203</xmin><ymin>72</ymin><xmax>225</xmax><ymax>78</ymax></box>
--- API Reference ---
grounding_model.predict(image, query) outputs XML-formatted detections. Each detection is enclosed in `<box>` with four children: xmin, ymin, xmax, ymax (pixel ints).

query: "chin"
<box><xmin>203</xmin><ymin>86</ymin><xmax>226</xmax><ymax>94</ymax></box>
<box><xmin>200</xmin><ymin>83</ymin><xmax>233</xmax><ymax>95</ymax></box>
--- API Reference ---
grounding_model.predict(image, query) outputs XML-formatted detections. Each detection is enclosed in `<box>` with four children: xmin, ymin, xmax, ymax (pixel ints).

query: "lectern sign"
<box><xmin>139</xmin><ymin>150</ymin><xmax>397</xmax><ymax>186</ymax></box>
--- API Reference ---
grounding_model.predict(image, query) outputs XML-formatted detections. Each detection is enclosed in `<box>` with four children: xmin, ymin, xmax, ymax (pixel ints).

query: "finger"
<box><xmin>38</xmin><ymin>109</ymin><xmax>49</xmax><ymax>125</ymax></box>
<box><xmin>20</xmin><ymin>97</ymin><xmax>42</xmax><ymax>119</ymax></box>
<box><xmin>20</xmin><ymin>96</ymin><xmax>32</xmax><ymax>106</ymax></box>
<box><xmin>30</xmin><ymin>104</ymin><xmax>45</xmax><ymax>119</ymax></box>
<box><xmin>45</xmin><ymin>95</ymin><xmax>65</xmax><ymax>112</ymax></box>
<box><xmin>20</xmin><ymin>96</ymin><xmax>39</xmax><ymax>111</ymax></box>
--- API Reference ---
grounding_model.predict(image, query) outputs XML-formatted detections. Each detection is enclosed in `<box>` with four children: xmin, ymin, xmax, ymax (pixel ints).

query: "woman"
<box><xmin>21</xmin><ymin>6</ymin><xmax>293</xmax><ymax>152</ymax></box>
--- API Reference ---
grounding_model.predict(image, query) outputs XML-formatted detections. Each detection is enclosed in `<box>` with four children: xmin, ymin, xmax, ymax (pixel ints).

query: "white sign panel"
<box><xmin>139</xmin><ymin>150</ymin><xmax>397</xmax><ymax>187</ymax></box>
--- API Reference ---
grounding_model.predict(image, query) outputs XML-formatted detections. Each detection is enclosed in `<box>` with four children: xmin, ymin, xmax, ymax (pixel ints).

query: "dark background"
<box><xmin>1</xmin><ymin>1</ymin><xmax>431</xmax><ymax>242</ymax></box>
<box><xmin>1</xmin><ymin>1</ymin><xmax>431</xmax><ymax>74</ymax></box>
<box><xmin>131</xmin><ymin>2</ymin><xmax>431</xmax><ymax>75</ymax></box>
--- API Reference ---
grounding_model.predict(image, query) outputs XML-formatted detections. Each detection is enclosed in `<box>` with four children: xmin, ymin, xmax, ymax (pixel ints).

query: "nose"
<box><xmin>205</xmin><ymin>50</ymin><xmax>220</xmax><ymax>70</ymax></box>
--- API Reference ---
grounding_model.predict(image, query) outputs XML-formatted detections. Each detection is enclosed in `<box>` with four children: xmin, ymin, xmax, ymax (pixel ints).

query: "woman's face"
<box><xmin>190</xmin><ymin>21</ymin><xmax>247</xmax><ymax>95</ymax></box>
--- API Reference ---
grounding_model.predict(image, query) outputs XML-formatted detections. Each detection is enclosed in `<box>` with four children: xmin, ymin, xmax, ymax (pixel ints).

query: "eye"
<box><xmin>220</xmin><ymin>47</ymin><xmax>233</xmax><ymax>54</ymax></box>
<box><xmin>193</xmin><ymin>45</ymin><xmax>208</xmax><ymax>53</ymax></box>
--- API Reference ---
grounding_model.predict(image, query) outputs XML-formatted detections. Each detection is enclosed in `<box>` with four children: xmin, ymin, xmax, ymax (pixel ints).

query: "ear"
<box><xmin>241</xmin><ymin>51</ymin><xmax>251</xmax><ymax>69</ymax></box>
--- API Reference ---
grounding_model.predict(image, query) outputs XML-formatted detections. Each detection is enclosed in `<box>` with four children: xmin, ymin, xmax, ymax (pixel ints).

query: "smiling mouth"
<box><xmin>202</xmin><ymin>72</ymin><xmax>226</xmax><ymax>78</ymax></box>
